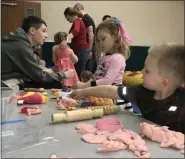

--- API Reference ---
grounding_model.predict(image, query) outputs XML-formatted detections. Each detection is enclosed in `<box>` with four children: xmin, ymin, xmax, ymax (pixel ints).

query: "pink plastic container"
<box><xmin>96</xmin><ymin>118</ymin><xmax>122</xmax><ymax>132</ymax></box>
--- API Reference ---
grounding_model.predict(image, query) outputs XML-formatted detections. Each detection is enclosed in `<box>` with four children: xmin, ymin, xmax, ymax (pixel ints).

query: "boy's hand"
<box><xmin>64</xmin><ymin>69</ymin><xmax>74</xmax><ymax>79</ymax></box>
<box><xmin>70</xmin><ymin>89</ymin><xmax>84</xmax><ymax>99</ymax></box>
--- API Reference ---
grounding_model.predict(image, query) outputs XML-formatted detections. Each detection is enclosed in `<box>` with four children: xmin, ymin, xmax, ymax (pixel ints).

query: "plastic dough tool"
<box><xmin>96</xmin><ymin>118</ymin><xmax>122</xmax><ymax>132</ymax></box>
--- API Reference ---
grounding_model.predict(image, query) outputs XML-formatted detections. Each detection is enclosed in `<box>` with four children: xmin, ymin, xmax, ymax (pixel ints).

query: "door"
<box><xmin>1</xmin><ymin>0</ymin><xmax>24</xmax><ymax>36</ymax></box>
<box><xmin>1</xmin><ymin>0</ymin><xmax>41</xmax><ymax>37</ymax></box>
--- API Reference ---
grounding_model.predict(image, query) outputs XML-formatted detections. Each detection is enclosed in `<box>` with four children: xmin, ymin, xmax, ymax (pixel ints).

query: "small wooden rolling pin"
<box><xmin>51</xmin><ymin>109</ymin><xmax>104</xmax><ymax>123</ymax></box>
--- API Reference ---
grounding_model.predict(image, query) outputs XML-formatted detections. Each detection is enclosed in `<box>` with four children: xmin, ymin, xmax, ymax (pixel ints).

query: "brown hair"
<box><xmin>64</xmin><ymin>7</ymin><xmax>78</xmax><ymax>17</ymax></box>
<box><xmin>73</xmin><ymin>3</ymin><xmax>84</xmax><ymax>11</ymax></box>
<box><xmin>73</xmin><ymin>3</ymin><xmax>84</xmax><ymax>18</ymax></box>
<box><xmin>148</xmin><ymin>43</ymin><xmax>185</xmax><ymax>86</ymax></box>
<box><xmin>102</xmin><ymin>15</ymin><xmax>111</xmax><ymax>21</ymax></box>
<box><xmin>80</xmin><ymin>71</ymin><xmax>93</xmax><ymax>82</ymax></box>
<box><xmin>54</xmin><ymin>32</ymin><xmax>67</xmax><ymax>45</ymax></box>
<box><xmin>95</xmin><ymin>18</ymin><xmax>130</xmax><ymax>60</ymax></box>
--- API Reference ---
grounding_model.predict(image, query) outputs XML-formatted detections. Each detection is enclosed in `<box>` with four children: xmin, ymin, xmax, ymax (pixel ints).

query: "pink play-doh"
<box><xmin>96</xmin><ymin>118</ymin><xmax>122</xmax><ymax>132</ymax></box>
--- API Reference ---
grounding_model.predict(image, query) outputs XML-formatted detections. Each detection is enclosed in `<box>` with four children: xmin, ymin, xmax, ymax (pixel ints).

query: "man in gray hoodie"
<box><xmin>2</xmin><ymin>16</ymin><xmax>74</xmax><ymax>89</ymax></box>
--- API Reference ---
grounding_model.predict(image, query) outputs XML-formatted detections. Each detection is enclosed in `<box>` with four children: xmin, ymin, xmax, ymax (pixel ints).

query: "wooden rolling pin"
<box><xmin>84</xmin><ymin>105</ymin><xmax>121</xmax><ymax>115</ymax></box>
<box><xmin>51</xmin><ymin>109</ymin><xmax>104</xmax><ymax>123</ymax></box>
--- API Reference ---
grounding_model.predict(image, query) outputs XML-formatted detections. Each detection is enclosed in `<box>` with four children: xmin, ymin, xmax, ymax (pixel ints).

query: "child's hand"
<box><xmin>70</xmin><ymin>89</ymin><xmax>84</xmax><ymax>99</ymax></box>
<box><xmin>64</xmin><ymin>69</ymin><xmax>74</xmax><ymax>79</ymax></box>
<box><xmin>72</xmin><ymin>81</ymin><xmax>86</xmax><ymax>89</ymax></box>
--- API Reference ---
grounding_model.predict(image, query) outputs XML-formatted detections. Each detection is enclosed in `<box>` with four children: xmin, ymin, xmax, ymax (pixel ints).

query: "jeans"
<box><xmin>75</xmin><ymin>48</ymin><xmax>90</xmax><ymax>80</ymax></box>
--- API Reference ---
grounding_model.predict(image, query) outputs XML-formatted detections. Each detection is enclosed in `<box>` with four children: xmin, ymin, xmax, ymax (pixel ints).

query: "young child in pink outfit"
<box><xmin>74</xmin><ymin>18</ymin><xmax>133</xmax><ymax>112</ymax></box>
<box><xmin>53</xmin><ymin>32</ymin><xmax>79</xmax><ymax>87</ymax></box>
<box><xmin>75</xmin><ymin>17</ymin><xmax>131</xmax><ymax>88</ymax></box>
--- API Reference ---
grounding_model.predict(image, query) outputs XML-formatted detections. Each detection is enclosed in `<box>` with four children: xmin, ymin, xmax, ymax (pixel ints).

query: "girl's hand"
<box><xmin>70</xmin><ymin>89</ymin><xmax>84</xmax><ymax>99</ymax></box>
<box><xmin>71</xmin><ymin>81</ymin><xmax>86</xmax><ymax>89</ymax></box>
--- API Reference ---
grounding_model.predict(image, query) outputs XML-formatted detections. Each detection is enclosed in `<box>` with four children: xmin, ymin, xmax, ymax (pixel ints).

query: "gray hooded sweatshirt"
<box><xmin>2</xmin><ymin>28</ymin><xmax>66</xmax><ymax>85</ymax></box>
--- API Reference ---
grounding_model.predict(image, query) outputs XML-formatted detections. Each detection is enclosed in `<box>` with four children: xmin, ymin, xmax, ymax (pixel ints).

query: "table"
<box><xmin>1</xmin><ymin>90</ymin><xmax>183</xmax><ymax>158</ymax></box>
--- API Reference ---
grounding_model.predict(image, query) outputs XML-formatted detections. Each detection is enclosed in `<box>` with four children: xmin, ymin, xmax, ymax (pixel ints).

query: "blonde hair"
<box><xmin>95</xmin><ymin>18</ymin><xmax>130</xmax><ymax>60</ymax></box>
<box><xmin>54</xmin><ymin>32</ymin><xmax>67</xmax><ymax>45</ymax></box>
<box><xmin>148</xmin><ymin>43</ymin><xmax>184</xmax><ymax>86</ymax></box>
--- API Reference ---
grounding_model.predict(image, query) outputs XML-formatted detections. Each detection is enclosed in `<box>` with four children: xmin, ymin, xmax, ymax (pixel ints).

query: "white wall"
<box><xmin>40</xmin><ymin>1</ymin><xmax>184</xmax><ymax>46</ymax></box>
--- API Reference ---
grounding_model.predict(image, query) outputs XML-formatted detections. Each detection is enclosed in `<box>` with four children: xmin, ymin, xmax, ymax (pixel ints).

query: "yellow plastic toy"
<box><xmin>123</xmin><ymin>71</ymin><xmax>143</xmax><ymax>86</ymax></box>
<box><xmin>16</xmin><ymin>92</ymin><xmax>48</xmax><ymax>104</ymax></box>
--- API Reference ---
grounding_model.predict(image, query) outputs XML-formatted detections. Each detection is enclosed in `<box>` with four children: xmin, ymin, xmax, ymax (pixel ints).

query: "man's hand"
<box><xmin>67</xmin><ymin>33</ymin><xmax>73</xmax><ymax>43</ymax></box>
<box><xmin>67</xmin><ymin>37</ymin><xmax>71</xmax><ymax>43</ymax></box>
<box><xmin>64</xmin><ymin>69</ymin><xmax>74</xmax><ymax>79</ymax></box>
<box><xmin>70</xmin><ymin>89</ymin><xmax>84</xmax><ymax>99</ymax></box>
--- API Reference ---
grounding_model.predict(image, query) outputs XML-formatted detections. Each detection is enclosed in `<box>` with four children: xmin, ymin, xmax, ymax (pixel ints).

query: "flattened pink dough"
<box><xmin>82</xmin><ymin>133</ymin><xmax>107</xmax><ymax>144</ymax></box>
<box><xmin>75</xmin><ymin>122</ymin><xmax>151</xmax><ymax>158</ymax></box>
<box><xmin>76</xmin><ymin>123</ymin><xmax>97</xmax><ymax>134</ymax></box>
<box><xmin>98</xmin><ymin>140</ymin><xmax>128</xmax><ymax>152</ymax></box>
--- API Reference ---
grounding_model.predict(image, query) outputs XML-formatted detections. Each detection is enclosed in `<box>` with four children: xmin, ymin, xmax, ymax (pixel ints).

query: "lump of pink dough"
<box><xmin>128</xmin><ymin>136</ymin><xmax>148</xmax><ymax>152</ymax></box>
<box><xmin>96</xmin><ymin>130</ymin><xmax>112</xmax><ymax>136</ymax></box>
<box><xmin>140</xmin><ymin>122</ymin><xmax>184</xmax><ymax>150</ymax></box>
<box><xmin>174</xmin><ymin>131</ymin><xmax>184</xmax><ymax>141</ymax></box>
<box><xmin>107</xmin><ymin>129</ymin><xmax>127</xmax><ymax>141</ymax></box>
<box><xmin>57</xmin><ymin>96</ymin><xmax>78</xmax><ymax>107</ymax></box>
<box><xmin>82</xmin><ymin>133</ymin><xmax>107</xmax><ymax>144</ymax></box>
<box><xmin>75</xmin><ymin>123</ymin><xmax>97</xmax><ymax>134</ymax></box>
<box><xmin>95</xmin><ymin>131</ymin><xmax>113</xmax><ymax>140</ymax></box>
<box><xmin>140</xmin><ymin>122</ymin><xmax>169</xmax><ymax>143</ymax></box>
<box><xmin>98</xmin><ymin>140</ymin><xmax>128</xmax><ymax>152</ymax></box>
<box><xmin>129</xmin><ymin>144</ymin><xmax>147</xmax><ymax>152</ymax></box>
<box><xmin>118</xmin><ymin>135</ymin><xmax>133</xmax><ymax>145</ymax></box>
<box><xmin>118</xmin><ymin>130</ymin><xmax>149</xmax><ymax>158</ymax></box>
<box><xmin>140</xmin><ymin>122</ymin><xmax>166</xmax><ymax>143</ymax></box>
<box><xmin>160</xmin><ymin>131</ymin><xmax>184</xmax><ymax>149</ymax></box>
<box><xmin>132</xmin><ymin>136</ymin><xmax>147</xmax><ymax>151</ymax></box>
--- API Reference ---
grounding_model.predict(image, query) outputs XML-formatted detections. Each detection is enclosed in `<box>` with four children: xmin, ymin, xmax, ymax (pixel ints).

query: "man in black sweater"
<box><xmin>2</xmin><ymin>16</ymin><xmax>74</xmax><ymax>89</ymax></box>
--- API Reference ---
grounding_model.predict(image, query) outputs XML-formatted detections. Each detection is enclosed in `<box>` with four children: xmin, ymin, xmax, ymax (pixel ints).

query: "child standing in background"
<box><xmin>74</xmin><ymin>18</ymin><xmax>133</xmax><ymax>112</ymax></box>
<box><xmin>53</xmin><ymin>32</ymin><xmax>79</xmax><ymax>87</ymax></box>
